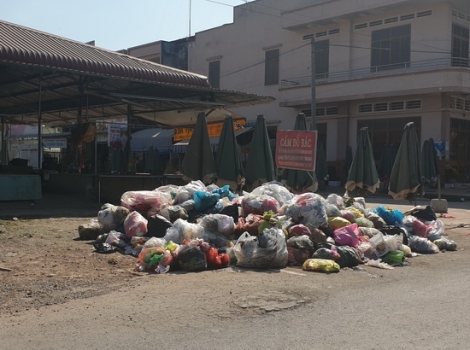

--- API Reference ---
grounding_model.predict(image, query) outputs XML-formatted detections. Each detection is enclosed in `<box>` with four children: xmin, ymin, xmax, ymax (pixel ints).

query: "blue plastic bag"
<box><xmin>194</xmin><ymin>191</ymin><xmax>221</xmax><ymax>212</ymax></box>
<box><xmin>374</xmin><ymin>205</ymin><xmax>404</xmax><ymax>225</ymax></box>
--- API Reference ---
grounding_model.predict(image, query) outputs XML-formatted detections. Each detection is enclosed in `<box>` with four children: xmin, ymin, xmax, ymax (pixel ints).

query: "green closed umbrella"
<box><xmin>216</xmin><ymin>115</ymin><xmax>245</xmax><ymax>191</ymax></box>
<box><xmin>144</xmin><ymin>145</ymin><xmax>164</xmax><ymax>175</ymax></box>
<box><xmin>388</xmin><ymin>122</ymin><xmax>423</xmax><ymax>203</ymax></box>
<box><xmin>181</xmin><ymin>111</ymin><xmax>217</xmax><ymax>184</ymax></box>
<box><xmin>121</xmin><ymin>139</ymin><xmax>136</xmax><ymax>174</ymax></box>
<box><xmin>421</xmin><ymin>138</ymin><xmax>439</xmax><ymax>187</ymax></box>
<box><xmin>245</xmin><ymin>114</ymin><xmax>275</xmax><ymax>191</ymax></box>
<box><xmin>345</xmin><ymin>127</ymin><xmax>380</xmax><ymax>196</ymax></box>
<box><xmin>282</xmin><ymin>113</ymin><xmax>317</xmax><ymax>192</ymax></box>
<box><xmin>0</xmin><ymin>138</ymin><xmax>9</xmax><ymax>165</ymax></box>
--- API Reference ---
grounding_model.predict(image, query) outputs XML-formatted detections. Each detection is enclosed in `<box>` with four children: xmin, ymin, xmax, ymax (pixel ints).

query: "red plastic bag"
<box><xmin>124</xmin><ymin>211</ymin><xmax>148</xmax><ymax>239</ymax></box>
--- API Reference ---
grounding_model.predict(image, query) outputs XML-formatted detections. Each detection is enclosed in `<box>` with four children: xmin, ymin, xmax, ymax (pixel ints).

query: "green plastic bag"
<box><xmin>381</xmin><ymin>250</ymin><xmax>404</xmax><ymax>264</ymax></box>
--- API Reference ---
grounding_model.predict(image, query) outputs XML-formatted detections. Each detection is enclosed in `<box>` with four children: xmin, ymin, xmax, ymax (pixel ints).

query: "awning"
<box><xmin>172</xmin><ymin>137</ymin><xmax>219</xmax><ymax>154</ymax></box>
<box><xmin>130</xmin><ymin>128</ymin><xmax>174</xmax><ymax>154</ymax></box>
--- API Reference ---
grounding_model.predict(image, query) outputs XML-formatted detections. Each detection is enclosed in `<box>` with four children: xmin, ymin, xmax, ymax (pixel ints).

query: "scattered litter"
<box><xmin>440</xmin><ymin>214</ymin><xmax>456</xmax><ymax>219</ymax></box>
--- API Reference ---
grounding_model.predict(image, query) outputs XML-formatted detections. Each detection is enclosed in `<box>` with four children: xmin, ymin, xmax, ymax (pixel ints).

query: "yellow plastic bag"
<box><xmin>328</xmin><ymin>216</ymin><xmax>351</xmax><ymax>229</ymax></box>
<box><xmin>302</xmin><ymin>258</ymin><xmax>340</xmax><ymax>273</ymax></box>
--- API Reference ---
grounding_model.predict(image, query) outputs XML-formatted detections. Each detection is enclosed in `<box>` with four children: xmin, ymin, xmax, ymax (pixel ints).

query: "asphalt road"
<box><xmin>1</xmin><ymin>196</ymin><xmax>470</xmax><ymax>350</ymax></box>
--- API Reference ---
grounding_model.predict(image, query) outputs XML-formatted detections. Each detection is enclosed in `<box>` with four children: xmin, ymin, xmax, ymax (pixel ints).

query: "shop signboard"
<box><xmin>42</xmin><ymin>138</ymin><xmax>67</xmax><ymax>149</ymax></box>
<box><xmin>108</xmin><ymin>124</ymin><xmax>122</xmax><ymax>147</ymax></box>
<box><xmin>173</xmin><ymin>119</ymin><xmax>245</xmax><ymax>141</ymax></box>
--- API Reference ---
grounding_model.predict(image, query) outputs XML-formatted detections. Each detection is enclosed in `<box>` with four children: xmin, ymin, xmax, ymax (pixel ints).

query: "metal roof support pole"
<box><xmin>37</xmin><ymin>73</ymin><xmax>42</xmax><ymax>170</ymax></box>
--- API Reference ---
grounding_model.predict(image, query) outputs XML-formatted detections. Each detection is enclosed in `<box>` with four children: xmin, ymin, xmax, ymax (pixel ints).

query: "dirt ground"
<box><xmin>1</xmin><ymin>192</ymin><xmax>469</xmax><ymax>317</ymax></box>
<box><xmin>0</xmin><ymin>193</ymin><xmax>141</xmax><ymax>315</ymax></box>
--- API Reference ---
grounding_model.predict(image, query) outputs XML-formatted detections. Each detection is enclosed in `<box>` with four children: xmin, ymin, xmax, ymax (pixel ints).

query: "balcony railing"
<box><xmin>280</xmin><ymin>57</ymin><xmax>470</xmax><ymax>88</ymax></box>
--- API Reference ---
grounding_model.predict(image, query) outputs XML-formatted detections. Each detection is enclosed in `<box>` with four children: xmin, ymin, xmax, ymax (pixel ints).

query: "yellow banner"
<box><xmin>173</xmin><ymin>119</ymin><xmax>245</xmax><ymax>141</ymax></box>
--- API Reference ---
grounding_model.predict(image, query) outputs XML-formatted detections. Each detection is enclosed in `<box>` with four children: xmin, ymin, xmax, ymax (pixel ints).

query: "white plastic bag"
<box><xmin>163</xmin><ymin>218</ymin><xmax>204</xmax><ymax>244</ymax></box>
<box><xmin>233</xmin><ymin>228</ymin><xmax>288</xmax><ymax>269</ymax></box>
<box><xmin>369</xmin><ymin>231</ymin><xmax>389</xmax><ymax>257</ymax></box>
<box><xmin>250</xmin><ymin>182</ymin><xmax>294</xmax><ymax>206</ymax></box>
<box><xmin>198</xmin><ymin>214</ymin><xmax>235</xmax><ymax>238</ymax></box>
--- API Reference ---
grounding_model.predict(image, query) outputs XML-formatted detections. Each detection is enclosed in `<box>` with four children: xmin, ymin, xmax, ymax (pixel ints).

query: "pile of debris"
<box><xmin>78</xmin><ymin>181</ymin><xmax>457</xmax><ymax>274</ymax></box>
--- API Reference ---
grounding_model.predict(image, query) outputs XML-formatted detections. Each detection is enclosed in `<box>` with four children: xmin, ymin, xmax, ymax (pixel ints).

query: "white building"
<box><xmin>128</xmin><ymin>0</ymin><xmax>470</xmax><ymax>183</ymax></box>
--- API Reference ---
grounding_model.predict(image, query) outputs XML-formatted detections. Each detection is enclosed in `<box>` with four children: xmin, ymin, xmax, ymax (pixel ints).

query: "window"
<box><xmin>371</xmin><ymin>24</ymin><xmax>411</xmax><ymax>71</ymax></box>
<box><xmin>264</xmin><ymin>49</ymin><xmax>279</xmax><ymax>86</ymax></box>
<box><xmin>315</xmin><ymin>40</ymin><xmax>329</xmax><ymax>79</ymax></box>
<box><xmin>452</xmin><ymin>24</ymin><xmax>469</xmax><ymax>67</ymax></box>
<box><xmin>302</xmin><ymin>106</ymin><xmax>337</xmax><ymax>117</ymax></box>
<box><xmin>208</xmin><ymin>60</ymin><xmax>220</xmax><ymax>88</ymax></box>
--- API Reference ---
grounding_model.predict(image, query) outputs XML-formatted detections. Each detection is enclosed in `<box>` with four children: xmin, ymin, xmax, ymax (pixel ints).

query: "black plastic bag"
<box><xmin>177</xmin><ymin>245</ymin><xmax>207</xmax><ymax>271</ymax></box>
<box><xmin>379</xmin><ymin>225</ymin><xmax>408</xmax><ymax>245</ymax></box>
<box><xmin>147</xmin><ymin>214</ymin><xmax>172</xmax><ymax>238</ymax></box>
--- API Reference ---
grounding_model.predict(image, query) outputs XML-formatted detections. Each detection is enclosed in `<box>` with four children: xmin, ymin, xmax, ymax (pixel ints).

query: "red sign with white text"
<box><xmin>275</xmin><ymin>130</ymin><xmax>317</xmax><ymax>171</ymax></box>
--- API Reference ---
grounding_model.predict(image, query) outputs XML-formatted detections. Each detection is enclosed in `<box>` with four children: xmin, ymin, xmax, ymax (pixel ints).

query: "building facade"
<box><xmin>186</xmin><ymin>0</ymin><xmax>470</xmax><ymax>183</ymax></box>
<box><xmin>125</xmin><ymin>0</ymin><xmax>470</xmax><ymax>183</ymax></box>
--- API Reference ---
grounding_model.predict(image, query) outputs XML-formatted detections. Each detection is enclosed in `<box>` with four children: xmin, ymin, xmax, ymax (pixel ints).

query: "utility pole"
<box><xmin>310</xmin><ymin>36</ymin><xmax>316</xmax><ymax>131</ymax></box>
<box><xmin>189</xmin><ymin>0</ymin><xmax>192</xmax><ymax>37</ymax></box>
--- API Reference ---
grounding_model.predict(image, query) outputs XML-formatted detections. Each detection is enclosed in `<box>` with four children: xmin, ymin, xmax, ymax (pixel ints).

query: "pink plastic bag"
<box><xmin>333</xmin><ymin>223</ymin><xmax>360</xmax><ymax>247</ymax></box>
<box><xmin>120</xmin><ymin>190</ymin><xmax>172</xmax><ymax>216</ymax></box>
<box><xmin>124</xmin><ymin>211</ymin><xmax>148</xmax><ymax>239</ymax></box>
<box><xmin>412</xmin><ymin>219</ymin><xmax>432</xmax><ymax>237</ymax></box>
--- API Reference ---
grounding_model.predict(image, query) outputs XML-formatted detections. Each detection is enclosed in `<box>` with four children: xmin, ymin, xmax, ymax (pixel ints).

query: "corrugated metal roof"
<box><xmin>0</xmin><ymin>20</ymin><xmax>210</xmax><ymax>88</ymax></box>
<box><xmin>0</xmin><ymin>20</ymin><xmax>275</xmax><ymax>128</ymax></box>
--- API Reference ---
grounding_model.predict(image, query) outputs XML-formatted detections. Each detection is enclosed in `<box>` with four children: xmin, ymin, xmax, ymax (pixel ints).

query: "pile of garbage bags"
<box><xmin>77</xmin><ymin>181</ymin><xmax>457</xmax><ymax>274</ymax></box>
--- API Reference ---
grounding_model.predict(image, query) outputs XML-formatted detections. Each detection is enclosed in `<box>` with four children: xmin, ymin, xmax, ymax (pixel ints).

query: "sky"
<box><xmin>0</xmin><ymin>0</ymin><xmax>253</xmax><ymax>51</ymax></box>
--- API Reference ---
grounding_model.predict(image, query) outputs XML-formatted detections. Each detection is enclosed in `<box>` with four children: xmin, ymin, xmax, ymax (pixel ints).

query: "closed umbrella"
<box><xmin>144</xmin><ymin>145</ymin><xmax>164</xmax><ymax>175</ymax></box>
<box><xmin>121</xmin><ymin>139</ymin><xmax>136</xmax><ymax>174</ymax></box>
<box><xmin>282</xmin><ymin>113</ymin><xmax>317</xmax><ymax>192</ymax></box>
<box><xmin>216</xmin><ymin>115</ymin><xmax>245</xmax><ymax>191</ymax></box>
<box><xmin>0</xmin><ymin>138</ymin><xmax>8</xmax><ymax>165</ymax></box>
<box><xmin>181</xmin><ymin>111</ymin><xmax>217</xmax><ymax>184</ymax></box>
<box><xmin>421</xmin><ymin>138</ymin><xmax>439</xmax><ymax>187</ymax></box>
<box><xmin>245</xmin><ymin>114</ymin><xmax>275</xmax><ymax>191</ymax></box>
<box><xmin>388</xmin><ymin>122</ymin><xmax>423</xmax><ymax>203</ymax></box>
<box><xmin>345</xmin><ymin>127</ymin><xmax>380</xmax><ymax>196</ymax></box>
